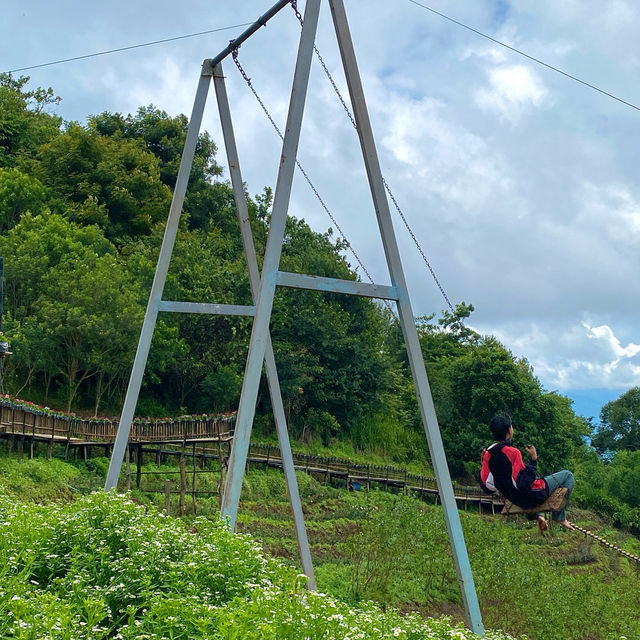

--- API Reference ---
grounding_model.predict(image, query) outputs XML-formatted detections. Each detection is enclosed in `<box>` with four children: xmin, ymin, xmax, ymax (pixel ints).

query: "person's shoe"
<box><xmin>537</xmin><ymin>516</ymin><xmax>548</xmax><ymax>532</ymax></box>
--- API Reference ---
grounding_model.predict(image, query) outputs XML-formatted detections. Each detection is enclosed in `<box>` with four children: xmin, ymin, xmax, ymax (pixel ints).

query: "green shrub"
<box><xmin>0</xmin><ymin>490</ymin><xmax>518</xmax><ymax>640</ymax></box>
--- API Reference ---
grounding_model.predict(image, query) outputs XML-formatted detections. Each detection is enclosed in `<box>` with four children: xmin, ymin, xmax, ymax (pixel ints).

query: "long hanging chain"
<box><xmin>289</xmin><ymin>0</ymin><xmax>455</xmax><ymax>315</ymax></box>
<box><xmin>231</xmin><ymin>46</ymin><xmax>396</xmax><ymax>316</ymax></box>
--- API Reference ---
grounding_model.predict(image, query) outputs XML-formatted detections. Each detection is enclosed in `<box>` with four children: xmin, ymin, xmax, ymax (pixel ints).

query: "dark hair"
<box><xmin>489</xmin><ymin>413</ymin><xmax>512</xmax><ymax>441</ymax></box>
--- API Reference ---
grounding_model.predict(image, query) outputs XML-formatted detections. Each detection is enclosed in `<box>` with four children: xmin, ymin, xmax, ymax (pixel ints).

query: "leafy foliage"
<box><xmin>0</xmin><ymin>490</ymin><xmax>516</xmax><ymax>640</ymax></box>
<box><xmin>593</xmin><ymin>386</ymin><xmax>640</xmax><ymax>454</ymax></box>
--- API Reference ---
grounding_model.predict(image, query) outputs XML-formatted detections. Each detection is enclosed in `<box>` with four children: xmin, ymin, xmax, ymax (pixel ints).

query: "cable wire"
<box><xmin>407</xmin><ymin>0</ymin><xmax>640</xmax><ymax>113</ymax></box>
<box><xmin>3</xmin><ymin>23</ymin><xmax>253</xmax><ymax>75</ymax></box>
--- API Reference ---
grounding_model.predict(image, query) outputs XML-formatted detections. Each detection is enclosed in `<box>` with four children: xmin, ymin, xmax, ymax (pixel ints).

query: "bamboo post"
<box><xmin>125</xmin><ymin>446</ymin><xmax>131</xmax><ymax>491</ymax></box>
<box><xmin>164</xmin><ymin>480</ymin><xmax>171</xmax><ymax>516</ymax></box>
<box><xmin>179</xmin><ymin>454</ymin><xmax>186</xmax><ymax>516</ymax></box>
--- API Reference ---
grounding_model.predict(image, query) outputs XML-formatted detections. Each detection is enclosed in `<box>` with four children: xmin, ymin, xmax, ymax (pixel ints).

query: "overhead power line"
<box><xmin>3</xmin><ymin>23</ymin><xmax>253</xmax><ymax>75</ymax></box>
<box><xmin>407</xmin><ymin>0</ymin><xmax>640</xmax><ymax>113</ymax></box>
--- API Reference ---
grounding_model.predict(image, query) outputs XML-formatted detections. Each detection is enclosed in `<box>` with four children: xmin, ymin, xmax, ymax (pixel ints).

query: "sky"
<box><xmin>3</xmin><ymin>0</ymin><xmax>640</xmax><ymax>422</ymax></box>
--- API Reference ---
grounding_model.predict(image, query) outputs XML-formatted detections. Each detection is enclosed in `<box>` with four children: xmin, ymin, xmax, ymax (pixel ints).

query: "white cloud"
<box><xmin>378</xmin><ymin>91</ymin><xmax>514</xmax><ymax>212</ymax></box>
<box><xmin>489</xmin><ymin>320</ymin><xmax>640</xmax><ymax>391</ymax></box>
<box><xmin>474</xmin><ymin>64</ymin><xmax>547</xmax><ymax>122</ymax></box>
<box><xmin>585</xmin><ymin>324</ymin><xmax>640</xmax><ymax>361</ymax></box>
<box><xmin>578</xmin><ymin>183</ymin><xmax>640</xmax><ymax>249</ymax></box>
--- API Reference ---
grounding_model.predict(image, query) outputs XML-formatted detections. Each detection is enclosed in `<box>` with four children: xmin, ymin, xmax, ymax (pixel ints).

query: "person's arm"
<box><xmin>516</xmin><ymin>445</ymin><xmax>541</xmax><ymax>491</ymax></box>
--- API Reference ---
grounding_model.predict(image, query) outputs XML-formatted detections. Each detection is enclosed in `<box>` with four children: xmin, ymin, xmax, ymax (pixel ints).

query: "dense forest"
<box><xmin>0</xmin><ymin>73</ymin><xmax>638</xmax><ymax>533</ymax></box>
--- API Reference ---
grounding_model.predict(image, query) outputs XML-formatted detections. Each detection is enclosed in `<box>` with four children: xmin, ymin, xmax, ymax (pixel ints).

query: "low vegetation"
<box><xmin>1</xmin><ymin>453</ymin><xmax>639</xmax><ymax>639</ymax></box>
<box><xmin>1</xmin><ymin>475</ymin><xmax>516</xmax><ymax>639</ymax></box>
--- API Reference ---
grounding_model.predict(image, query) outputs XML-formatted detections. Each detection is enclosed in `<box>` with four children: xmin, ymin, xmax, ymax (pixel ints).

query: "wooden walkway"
<box><xmin>0</xmin><ymin>400</ymin><xmax>235</xmax><ymax>446</ymax></box>
<box><xmin>0</xmin><ymin>398</ymin><xmax>502</xmax><ymax>512</ymax></box>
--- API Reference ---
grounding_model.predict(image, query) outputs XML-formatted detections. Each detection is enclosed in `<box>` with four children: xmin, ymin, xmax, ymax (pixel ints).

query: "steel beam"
<box><xmin>206</xmin><ymin>0</ymin><xmax>291</xmax><ymax>69</ymax></box>
<box><xmin>276</xmin><ymin>271</ymin><xmax>399</xmax><ymax>300</ymax></box>
<box><xmin>213</xmin><ymin>61</ymin><xmax>316</xmax><ymax>589</ymax></box>
<box><xmin>329</xmin><ymin>0</ymin><xmax>484</xmax><ymax>634</ymax></box>
<box><xmin>158</xmin><ymin>301</ymin><xmax>255</xmax><ymax>316</ymax></box>
<box><xmin>104</xmin><ymin>64</ymin><xmax>212</xmax><ymax>491</ymax></box>
<box><xmin>221</xmin><ymin>0</ymin><xmax>322</xmax><ymax>529</ymax></box>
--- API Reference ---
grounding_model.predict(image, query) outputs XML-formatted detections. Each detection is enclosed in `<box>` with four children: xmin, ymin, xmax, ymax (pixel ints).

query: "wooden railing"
<box><xmin>0</xmin><ymin>399</ymin><xmax>235</xmax><ymax>443</ymax></box>
<box><xmin>0</xmin><ymin>398</ymin><xmax>496</xmax><ymax>509</ymax></box>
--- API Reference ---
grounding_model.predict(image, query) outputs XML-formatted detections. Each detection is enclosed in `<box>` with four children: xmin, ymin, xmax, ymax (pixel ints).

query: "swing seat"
<box><xmin>501</xmin><ymin>487</ymin><xmax>568</xmax><ymax>515</ymax></box>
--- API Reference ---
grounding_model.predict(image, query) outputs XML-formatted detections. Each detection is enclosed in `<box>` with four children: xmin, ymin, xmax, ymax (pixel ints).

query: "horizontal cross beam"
<box><xmin>157</xmin><ymin>301</ymin><xmax>255</xmax><ymax>316</ymax></box>
<box><xmin>276</xmin><ymin>271</ymin><xmax>399</xmax><ymax>300</ymax></box>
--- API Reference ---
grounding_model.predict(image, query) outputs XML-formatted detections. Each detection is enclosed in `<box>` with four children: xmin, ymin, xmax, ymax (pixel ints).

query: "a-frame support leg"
<box><xmin>104</xmin><ymin>65</ymin><xmax>213</xmax><ymax>491</ymax></box>
<box><xmin>221</xmin><ymin>0</ymin><xmax>322</xmax><ymax>528</ymax></box>
<box><xmin>213</xmin><ymin>62</ymin><xmax>316</xmax><ymax>589</ymax></box>
<box><xmin>328</xmin><ymin>0</ymin><xmax>484</xmax><ymax>634</ymax></box>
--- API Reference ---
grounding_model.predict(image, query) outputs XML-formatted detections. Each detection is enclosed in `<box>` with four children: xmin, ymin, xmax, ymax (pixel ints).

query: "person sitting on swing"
<box><xmin>479</xmin><ymin>413</ymin><xmax>574</xmax><ymax>531</ymax></box>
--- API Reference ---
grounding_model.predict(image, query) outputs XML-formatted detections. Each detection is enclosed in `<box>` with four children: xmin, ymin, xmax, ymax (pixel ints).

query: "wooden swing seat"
<box><xmin>501</xmin><ymin>487</ymin><xmax>568</xmax><ymax>516</ymax></box>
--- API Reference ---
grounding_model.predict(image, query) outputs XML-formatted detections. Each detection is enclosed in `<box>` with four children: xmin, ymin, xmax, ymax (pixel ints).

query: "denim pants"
<box><xmin>543</xmin><ymin>469</ymin><xmax>575</xmax><ymax>521</ymax></box>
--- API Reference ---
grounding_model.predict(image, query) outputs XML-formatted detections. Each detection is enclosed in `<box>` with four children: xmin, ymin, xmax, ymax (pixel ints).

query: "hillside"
<box><xmin>1</xmin><ymin>452</ymin><xmax>639</xmax><ymax>640</ymax></box>
<box><xmin>0</xmin><ymin>457</ymin><xmax>515</xmax><ymax>640</ymax></box>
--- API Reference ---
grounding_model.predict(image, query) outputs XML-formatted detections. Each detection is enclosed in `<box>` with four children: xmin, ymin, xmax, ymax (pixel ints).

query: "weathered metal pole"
<box><xmin>328</xmin><ymin>0</ymin><xmax>484</xmax><ymax>634</ymax></box>
<box><xmin>104</xmin><ymin>66</ymin><xmax>213</xmax><ymax>491</ymax></box>
<box><xmin>207</xmin><ymin>0</ymin><xmax>291</xmax><ymax>68</ymax></box>
<box><xmin>221</xmin><ymin>0</ymin><xmax>322</xmax><ymax>528</ymax></box>
<box><xmin>213</xmin><ymin>62</ymin><xmax>316</xmax><ymax>589</ymax></box>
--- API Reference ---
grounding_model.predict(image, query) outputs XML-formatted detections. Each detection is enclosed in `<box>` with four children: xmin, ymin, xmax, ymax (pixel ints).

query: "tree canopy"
<box><xmin>593</xmin><ymin>387</ymin><xmax>640</xmax><ymax>455</ymax></box>
<box><xmin>0</xmin><ymin>76</ymin><xmax>592</xmax><ymax>481</ymax></box>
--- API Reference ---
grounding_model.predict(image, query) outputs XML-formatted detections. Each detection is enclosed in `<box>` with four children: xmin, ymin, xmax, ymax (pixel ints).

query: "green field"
<box><xmin>1</xmin><ymin>451</ymin><xmax>639</xmax><ymax>640</ymax></box>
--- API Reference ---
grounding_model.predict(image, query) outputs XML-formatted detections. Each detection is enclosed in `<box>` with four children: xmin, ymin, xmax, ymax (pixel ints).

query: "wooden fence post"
<box><xmin>125</xmin><ymin>446</ymin><xmax>131</xmax><ymax>492</ymax></box>
<box><xmin>192</xmin><ymin>441</ymin><xmax>197</xmax><ymax>514</ymax></box>
<box><xmin>179</xmin><ymin>454</ymin><xmax>186</xmax><ymax>517</ymax></box>
<box><xmin>136</xmin><ymin>444</ymin><xmax>143</xmax><ymax>489</ymax></box>
<box><xmin>164</xmin><ymin>480</ymin><xmax>171</xmax><ymax>516</ymax></box>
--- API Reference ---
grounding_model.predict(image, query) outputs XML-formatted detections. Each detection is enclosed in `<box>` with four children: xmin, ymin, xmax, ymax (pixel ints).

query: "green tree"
<box><xmin>394</xmin><ymin>306</ymin><xmax>587</xmax><ymax>476</ymax></box>
<box><xmin>0</xmin><ymin>212</ymin><xmax>145</xmax><ymax>412</ymax></box>
<box><xmin>0</xmin><ymin>74</ymin><xmax>61</xmax><ymax>167</ymax></box>
<box><xmin>35</xmin><ymin>124</ymin><xmax>172</xmax><ymax>242</ymax></box>
<box><xmin>0</xmin><ymin>211</ymin><xmax>115</xmax><ymax>320</ymax></box>
<box><xmin>90</xmin><ymin>106</ymin><xmax>223</xmax><ymax>231</ymax></box>
<box><xmin>0</xmin><ymin>167</ymin><xmax>47</xmax><ymax>232</ymax></box>
<box><xmin>593</xmin><ymin>387</ymin><xmax>640</xmax><ymax>454</ymax></box>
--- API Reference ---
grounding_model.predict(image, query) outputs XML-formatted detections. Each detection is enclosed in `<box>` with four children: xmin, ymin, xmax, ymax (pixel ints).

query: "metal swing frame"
<box><xmin>104</xmin><ymin>0</ymin><xmax>484</xmax><ymax>633</ymax></box>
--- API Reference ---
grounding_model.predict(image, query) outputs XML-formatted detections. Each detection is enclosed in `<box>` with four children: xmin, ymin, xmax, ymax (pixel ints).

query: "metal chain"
<box><xmin>290</xmin><ymin>2</ymin><xmax>357</xmax><ymax>130</ymax></box>
<box><xmin>231</xmin><ymin>47</ymin><xmax>395</xmax><ymax>316</ymax></box>
<box><xmin>289</xmin><ymin>0</ymin><xmax>455</xmax><ymax>315</ymax></box>
<box><xmin>571</xmin><ymin>524</ymin><xmax>640</xmax><ymax>565</ymax></box>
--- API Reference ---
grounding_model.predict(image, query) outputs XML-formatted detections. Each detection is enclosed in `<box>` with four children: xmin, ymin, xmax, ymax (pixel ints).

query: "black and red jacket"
<box><xmin>480</xmin><ymin>442</ymin><xmax>548</xmax><ymax>508</ymax></box>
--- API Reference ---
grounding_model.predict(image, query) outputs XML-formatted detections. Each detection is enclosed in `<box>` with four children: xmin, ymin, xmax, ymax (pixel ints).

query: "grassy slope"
<box><xmin>1</xmin><ymin>452</ymin><xmax>639</xmax><ymax>640</ymax></box>
<box><xmin>0</xmin><ymin>456</ymin><xmax>512</xmax><ymax>640</ymax></box>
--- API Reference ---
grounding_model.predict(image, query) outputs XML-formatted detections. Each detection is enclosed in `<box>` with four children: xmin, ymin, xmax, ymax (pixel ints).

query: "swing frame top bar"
<box><xmin>206</xmin><ymin>0</ymin><xmax>291</xmax><ymax>70</ymax></box>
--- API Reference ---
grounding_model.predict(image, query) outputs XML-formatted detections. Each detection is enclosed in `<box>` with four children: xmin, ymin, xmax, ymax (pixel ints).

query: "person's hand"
<box><xmin>525</xmin><ymin>444</ymin><xmax>537</xmax><ymax>461</ymax></box>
